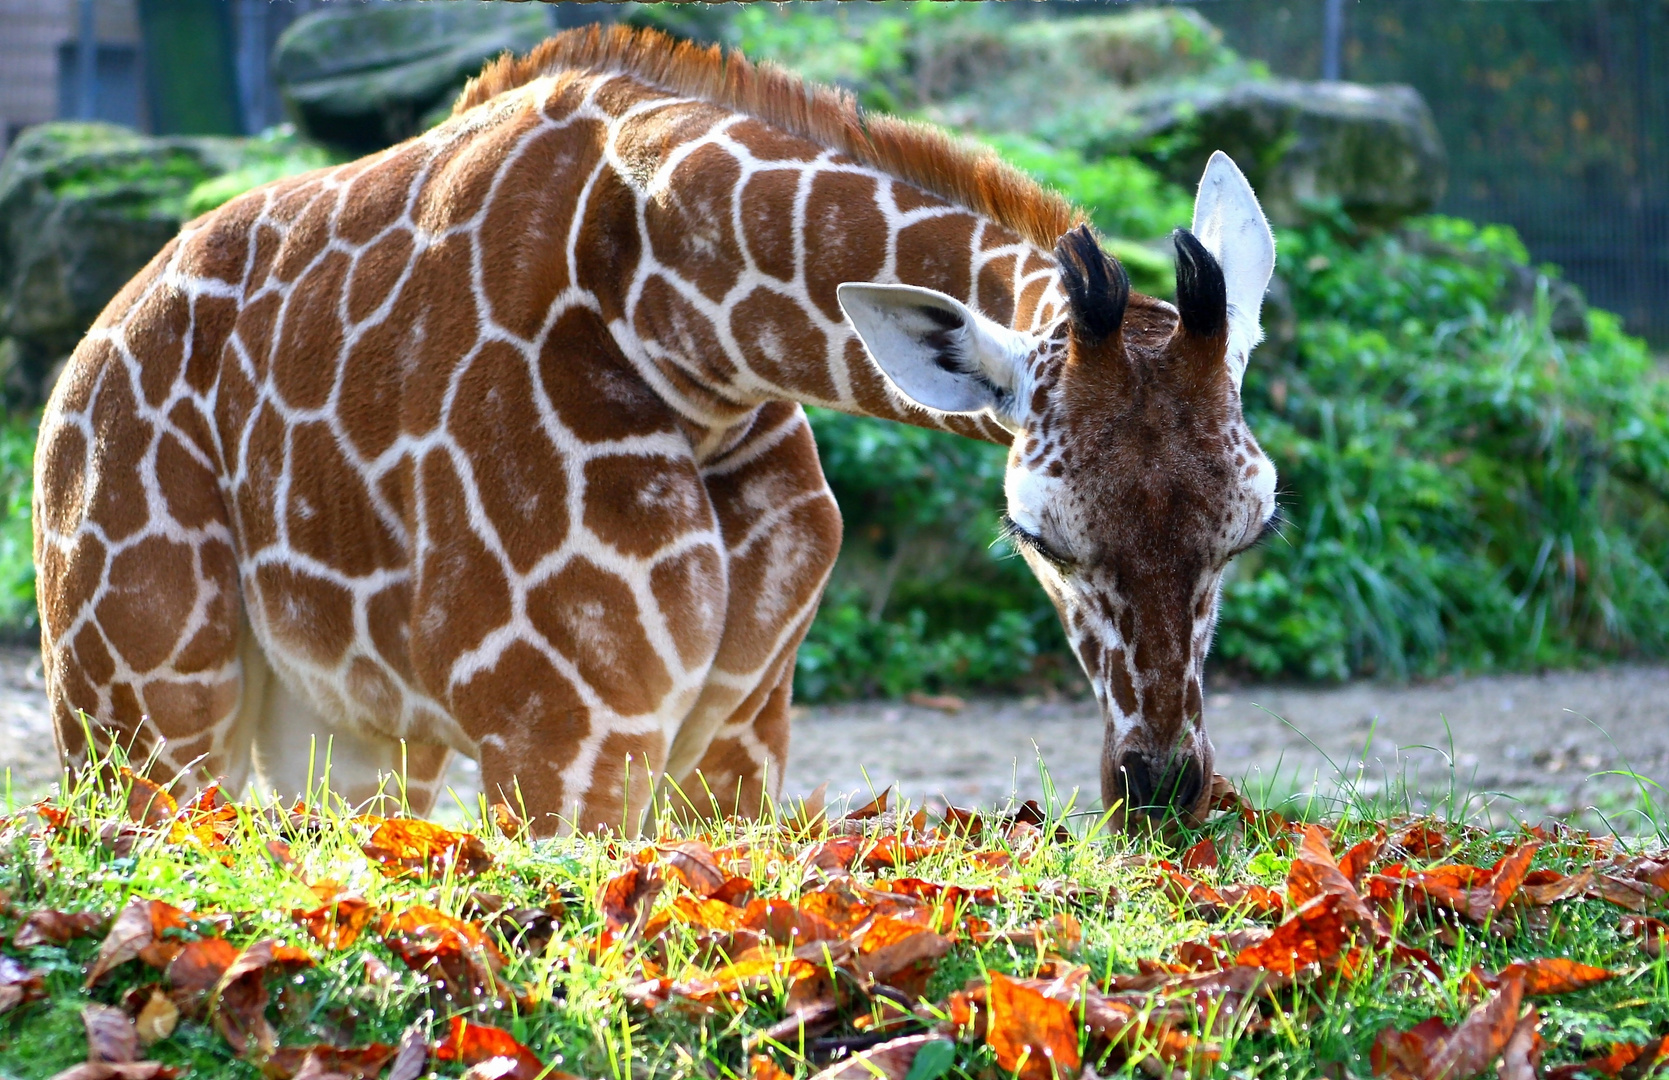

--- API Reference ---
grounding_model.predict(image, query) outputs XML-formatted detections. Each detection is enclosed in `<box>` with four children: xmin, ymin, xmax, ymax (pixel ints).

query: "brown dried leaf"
<box><xmin>811</xmin><ymin>1034</ymin><xmax>951</xmax><ymax>1079</ymax></box>
<box><xmin>86</xmin><ymin>900</ymin><xmax>191</xmax><ymax>988</ymax></box>
<box><xmin>44</xmin><ymin>1064</ymin><xmax>179</xmax><ymax>1080</ymax></box>
<box><xmin>379</xmin><ymin>905</ymin><xmax>515</xmax><ymax>1010</ymax></box>
<box><xmin>1339</xmin><ymin>827</ymin><xmax>1388</xmax><ymax>887</ymax></box>
<box><xmin>213</xmin><ymin>939</ymin><xmax>315</xmax><ymax>1057</ymax></box>
<box><xmin>262</xmin><ymin>1043</ymin><xmax>398</xmax><ymax>1080</ymax></box>
<box><xmin>1498</xmin><ymin>1007</ymin><xmax>1542</xmax><ymax>1080</ymax></box>
<box><xmin>985</xmin><ymin>972</ymin><xmax>1081</xmax><ymax>1080</ymax></box>
<box><xmin>598</xmin><ymin>863</ymin><xmax>664</xmax><ymax>942</ymax></box>
<box><xmin>1518</xmin><ymin>868</ymin><xmax>1593</xmax><ymax>906</ymax></box>
<box><xmin>1621</xmin><ymin>915</ymin><xmax>1669</xmax><ymax>958</ymax></box>
<box><xmin>1589</xmin><ymin>873</ymin><xmax>1657</xmax><ymax>912</ymax></box>
<box><xmin>13</xmin><ymin>909</ymin><xmax>106</xmax><ymax>949</ymax></box>
<box><xmin>1180</xmin><ymin>838</ymin><xmax>1219</xmax><ymax>871</ymax></box>
<box><xmin>661</xmin><ymin>842</ymin><xmax>727</xmax><ymax>898</ymax></box>
<box><xmin>1490</xmin><ymin>957</ymin><xmax>1615</xmax><ymax>996</ymax></box>
<box><xmin>82</xmin><ymin>1004</ymin><xmax>138</xmax><ymax>1064</ymax></box>
<box><xmin>121</xmin><ymin>770</ymin><xmax>177</xmax><ymax>830</ymax></box>
<box><xmin>1234</xmin><ymin>893</ymin><xmax>1363</xmax><ymax>976</ymax></box>
<box><xmin>165</xmin><ymin>936</ymin><xmax>240</xmax><ymax>1007</ymax></box>
<box><xmin>0</xmin><ymin>955</ymin><xmax>46</xmax><ymax>1015</ymax></box>
<box><xmin>1423</xmin><ymin>975</ymin><xmax>1525</xmax><ymax>1080</ymax></box>
<box><xmin>1542</xmin><ymin>1035</ymin><xmax>1669</xmax><ymax>1080</ymax></box>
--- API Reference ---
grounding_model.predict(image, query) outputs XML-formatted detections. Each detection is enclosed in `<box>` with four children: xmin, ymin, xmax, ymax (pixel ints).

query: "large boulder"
<box><xmin>0</xmin><ymin>122</ymin><xmax>327</xmax><ymax>407</ymax></box>
<box><xmin>906</xmin><ymin>12</ymin><xmax>1445</xmax><ymax>229</ymax></box>
<box><xmin>0</xmin><ymin>123</ymin><xmax>242</xmax><ymax>406</ymax></box>
<box><xmin>274</xmin><ymin>1</ymin><xmax>552</xmax><ymax>153</ymax></box>
<box><xmin>1103</xmin><ymin>80</ymin><xmax>1447</xmax><ymax>227</ymax></box>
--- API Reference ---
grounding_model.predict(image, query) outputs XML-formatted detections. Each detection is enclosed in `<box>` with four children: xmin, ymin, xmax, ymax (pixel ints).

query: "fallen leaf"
<box><xmin>489</xmin><ymin>802</ymin><xmax>524</xmax><ymax>839</ymax></box>
<box><xmin>262</xmin><ymin>1043</ymin><xmax>398</xmax><ymax>1080</ymax></box>
<box><xmin>379</xmin><ymin>905</ymin><xmax>517</xmax><ymax>1009</ymax></box>
<box><xmin>166</xmin><ymin>936</ymin><xmax>240</xmax><ymax>1007</ymax></box>
<box><xmin>0</xmin><ymin>955</ymin><xmax>46</xmax><ymax>1015</ymax></box>
<box><xmin>751</xmin><ymin>1054</ymin><xmax>793</xmax><ymax>1080</ymax></box>
<box><xmin>213</xmin><ymin>939</ymin><xmax>315</xmax><ymax>1057</ymax></box>
<box><xmin>1394</xmin><ymin>822</ymin><xmax>1450</xmax><ymax>859</ymax></box>
<box><xmin>1180</xmin><ymin>838</ymin><xmax>1219</xmax><ymax>871</ymax></box>
<box><xmin>1518</xmin><ymin>868</ymin><xmax>1593</xmax><ymax>906</ymax></box>
<box><xmin>1423</xmin><ymin>975</ymin><xmax>1524</xmax><ymax>1080</ymax></box>
<box><xmin>121</xmin><ymin>770</ymin><xmax>177</xmax><ymax>830</ymax></box>
<box><xmin>984</xmin><ymin>972</ymin><xmax>1081</xmax><ymax>1080</ymax></box>
<box><xmin>432</xmin><ymin>1016</ymin><xmax>544</xmax><ymax>1080</ymax></box>
<box><xmin>82</xmin><ymin>1004</ymin><xmax>138</xmax><ymax>1064</ymax></box>
<box><xmin>1621</xmin><ymin>915</ymin><xmax>1668</xmax><ymax>958</ymax></box>
<box><xmin>1498</xmin><ymin>1007</ymin><xmax>1542</xmax><ymax>1080</ymax></box>
<box><xmin>12</xmin><ymin>909</ymin><xmax>106</xmax><ymax>949</ymax></box>
<box><xmin>598</xmin><ymin>862</ymin><xmax>664</xmax><ymax>942</ymax></box>
<box><xmin>1465</xmin><ymin>842</ymin><xmax>1540</xmax><ymax>921</ymax></box>
<box><xmin>905</xmin><ymin>692</ymin><xmax>966</xmax><ymax>714</ymax></box>
<box><xmin>1235</xmin><ymin>893</ymin><xmax>1364</xmax><ymax>976</ymax></box>
<box><xmin>86</xmin><ymin>900</ymin><xmax>192</xmax><ymax>988</ymax></box>
<box><xmin>661</xmin><ymin>842</ymin><xmax>727</xmax><ymax>897</ymax></box>
<box><xmin>844</xmin><ymin>791</ymin><xmax>890</xmax><ymax>821</ymax></box>
<box><xmin>855</xmin><ymin>917</ymin><xmax>952</xmax><ymax>996</ymax></box>
<box><xmin>811</xmin><ymin>1034</ymin><xmax>951</xmax><ymax>1079</ymax></box>
<box><xmin>1489</xmin><ymin>958</ymin><xmax>1615</xmax><ymax>996</ymax></box>
<box><xmin>292</xmin><ymin>888</ymin><xmax>375</xmax><ymax>950</ymax></box>
<box><xmin>361</xmin><ymin>818</ymin><xmax>492</xmax><ymax>878</ymax></box>
<box><xmin>1339</xmin><ymin>827</ymin><xmax>1388</xmax><ymax>887</ymax></box>
<box><xmin>387</xmin><ymin>1020</ymin><xmax>430</xmax><ymax>1080</ymax></box>
<box><xmin>1542</xmin><ymin>1035</ymin><xmax>1669</xmax><ymax>1080</ymax></box>
<box><xmin>132</xmin><ymin>989</ymin><xmax>178</xmax><ymax>1047</ymax></box>
<box><xmin>1589</xmin><ymin>874</ymin><xmax>1658</xmax><ymax>912</ymax></box>
<box><xmin>1288</xmin><ymin>825</ymin><xmax>1377</xmax><ymax>927</ymax></box>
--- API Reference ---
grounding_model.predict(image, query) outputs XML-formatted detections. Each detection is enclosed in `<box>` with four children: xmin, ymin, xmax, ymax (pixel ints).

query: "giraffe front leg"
<box><xmin>665</xmin><ymin>402</ymin><xmax>841</xmax><ymax>821</ymax></box>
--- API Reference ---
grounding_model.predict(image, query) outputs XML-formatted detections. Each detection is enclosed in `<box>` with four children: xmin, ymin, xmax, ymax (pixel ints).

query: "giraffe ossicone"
<box><xmin>34</xmin><ymin>25</ymin><xmax>1276</xmax><ymax>834</ymax></box>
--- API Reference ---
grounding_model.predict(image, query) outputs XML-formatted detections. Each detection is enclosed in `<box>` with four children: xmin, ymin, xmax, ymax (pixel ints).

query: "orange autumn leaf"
<box><xmin>1372</xmin><ymin>977</ymin><xmax>1524</xmax><ymax>1080</ymax></box>
<box><xmin>120</xmin><ymin>769</ymin><xmax>177</xmax><ymax>830</ymax></box>
<box><xmin>1620</xmin><ymin>915</ymin><xmax>1668</xmax><ymax>958</ymax></box>
<box><xmin>1465</xmin><ymin>841</ymin><xmax>1540</xmax><ymax>921</ymax></box>
<box><xmin>598</xmin><ymin>862</ymin><xmax>664</xmax><ymax>940</ymax></box>
<box><xmin>433</xmin><ymin>1016</ymin><xmax>545</xmax><ymax>1080</ymax></box>
<box><xmin>985</xmin><ymin>972</ymin><xmax>1081</xmax><ymax>1080</ymax></box>
<box><xmin>165</xmin><ymin>936</ymin><xmax>240</xmax><ymax>1004</ymax></box>
<box><xmin>1234</xmin><ymin>893</ymin><xmax>1362</xmax><ymax>976</ymax></box>
<box><xmin>1339</xmin><ymin>827</ymin><xmax>1387</xmax><ymax>888</ymax></box>
<box><xmin>292</xmin><ymin>886</ymin><xmax>375</xmax><ymax>950</ymax></box>
<box><xmin>674</xmin><ymin>954</ymin><xmax>813</xmax><ymax>1003</ymax></box>
<box><xmin>1288</xmin><ymin>826</ymin><xmax>1377</xmax><ymax>928</ymax></box>
<box><xmin>750</xmin><ymin>1053</ymin><xmax>794</xmax><ymax>1080</ymax></box>
<box><xmin>360</xmin><ymin>818</ymin><xmax>492</xmax><ymax>878</ymax></box>
<box><xmin>1543</xmin><ymin>1035</ymin><xmax>1669</xmax><ymax>1080</ymax></box>
<box><xmin>1518</xmin><ymin>868</ymin><xmax>1593</xmax><ymax>906</ymax></box>
<box><xmin>379</xmin><ymin>904</ymin><xmax>515</xmax><ymax>1008</ymax></box>
<box><xmin>1394</xmin><ymin>822</ymin><xmax>1450</xmax><ymax>859</ymax></box>
<box><xmin>666</xmin><ymin>895</ymin><xmax>749</xmax><ymax>934</ymax></box>
<box><xmin>1588</xmin><ymin>873</ymin><xmax>1656</xmax><ymax>912</ymax></box>
<box><xmin>1492</xmin><ymin>957</ymin><xmax>1615</xmax><ymax>996</ymax></box>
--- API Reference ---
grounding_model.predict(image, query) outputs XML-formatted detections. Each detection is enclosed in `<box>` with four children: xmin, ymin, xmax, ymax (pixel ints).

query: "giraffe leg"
<box><xmin>666</xmin><ymin>403</ymin><xmax>841</xmax><ymax>821</ymax></box>
<box><xmin>246</xmin><ymin>666</ymin><xmax>452</xmax><ymax>816</ymax></box>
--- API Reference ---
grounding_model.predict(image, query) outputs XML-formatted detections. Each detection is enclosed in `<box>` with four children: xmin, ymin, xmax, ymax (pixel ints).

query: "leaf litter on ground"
<box><xmin>0</xmin><ymin>769</ymin><xmax>1666</xmax><ymax>1078</ymax></box>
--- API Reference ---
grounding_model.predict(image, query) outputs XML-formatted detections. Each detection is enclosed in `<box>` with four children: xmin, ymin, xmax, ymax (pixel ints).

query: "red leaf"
<box><xmin>165</xmin><ymin>936</ymin><xmax>240</xmax><ymax>1005</ymax></box>
<box><xmin>86</xmin><ymin>900</ymin><xmax>192</xmax><ymax>988</ymax></box>
<box><xmin>212</xmin><ymin>938</ymin><xmax>314</xmax><ymax>1057</ymax></box>
<box><xmin>1339</xmin><ymin>828</ymin><xmax>1388</xmax><ymax>887</ymax></box>
<box><xmin>1180</xmin><ymin>838</ymin><xmax>1219</xmax><ymax>871</ymax></box>
<box><xmin>433</xmin><ymin>1017</ymin><xmax>545</xmax><ymax>1080</ymax></box>
<box><xmin>597</xmin><ymin>863</ymin><xmax>664</xmax><ymax>940</ymax></box>
<box><xmin>1394</xmin><ymin>823</ymin><xmax>1450</xmax><ymax>859</ymax></box>
<box><xmin>291</xmin><ymin>886</ymin><xmax>375</xmax><ymax>950</ymax></box>
<box><xmin>984</xmin><ymin>972</ymin><xmax>1081</xmax><ymax>1080</ymax></box>
<box><xmin>1542</xmin><ymin>1036</ymin><xmax>1669</xmax><ymax>1080</ymax></box>
<box><xmin>1490</xmin><ymin>958</ymin><xmax>1615</xmax><ymax>996</ymax></box>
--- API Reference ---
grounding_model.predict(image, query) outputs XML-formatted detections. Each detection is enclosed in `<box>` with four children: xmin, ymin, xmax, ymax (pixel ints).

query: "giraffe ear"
<box><xmin>837</xmin><ymin>283</ymin><xmax>1031</xmax><ymax>422</ymax></box>
<box><xmin>1190</xmin><ymin>151</ymin><xmax>1275</xmax><ymax>389</ymax></box>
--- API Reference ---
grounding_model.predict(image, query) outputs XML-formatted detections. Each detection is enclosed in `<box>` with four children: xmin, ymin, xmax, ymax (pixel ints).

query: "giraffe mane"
<box><xmin>453</xmin><ymin>23</ymin><xmax>1087</xmax><ymax>253</ymax></box>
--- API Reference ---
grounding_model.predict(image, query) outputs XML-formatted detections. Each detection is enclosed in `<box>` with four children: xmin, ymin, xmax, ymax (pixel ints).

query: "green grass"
<box><xmin>1</xmin><ymin>748</ymin><xmax>1666</xmax><ymax>1079</ymax></box>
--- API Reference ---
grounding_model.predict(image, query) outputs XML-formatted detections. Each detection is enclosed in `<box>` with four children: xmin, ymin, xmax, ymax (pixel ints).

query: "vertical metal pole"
<box><xmin>75</xmin><ymin>0</ymin><xmax>98</xmax><ymax>119</ymax></box>
<box><xmin>1322</xmin><ymin>0</ymin><xmax>1345</xmax><ymax>81</ymax></box>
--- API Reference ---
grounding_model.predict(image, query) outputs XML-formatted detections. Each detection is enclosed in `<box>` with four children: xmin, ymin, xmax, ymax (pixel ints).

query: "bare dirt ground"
<box><xmin>2</xmin><ymin>645</ymin><xmax>1663</xmax><ymax>828</ymax></box>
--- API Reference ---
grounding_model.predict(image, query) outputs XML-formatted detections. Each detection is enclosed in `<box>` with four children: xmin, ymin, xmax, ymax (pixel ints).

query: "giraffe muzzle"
<box><xmin>1104</xmin><ymin>743</ymin><xmax>1211</xmax><ymax>830</ymax></box>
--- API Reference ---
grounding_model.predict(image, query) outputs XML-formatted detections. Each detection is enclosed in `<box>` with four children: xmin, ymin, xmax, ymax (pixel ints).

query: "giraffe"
<box><xmin>33</xmin><ymin>25</ymin><xmax>1277</xmax><ymax>833</ymax></box>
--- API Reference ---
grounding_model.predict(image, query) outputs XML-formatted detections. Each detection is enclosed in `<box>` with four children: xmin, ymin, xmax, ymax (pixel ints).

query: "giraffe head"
<box><xmin>839</xmin><ymin>152</ymin><xmax>1277</xmax><ymax>830</ymax></box>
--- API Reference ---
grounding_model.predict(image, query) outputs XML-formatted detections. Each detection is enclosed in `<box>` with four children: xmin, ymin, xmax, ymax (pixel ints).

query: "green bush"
<box><xmin>0</xmin><ymin>413</ymin><xmax>36</xmax><ymax>641</ymax></box>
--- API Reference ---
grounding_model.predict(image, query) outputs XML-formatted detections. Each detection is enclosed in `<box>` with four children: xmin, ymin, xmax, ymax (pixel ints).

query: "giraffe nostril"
<box><xmin>1114</xmin><ymin>752</ymin><xmax>1204</xmax><ymax>816</ymax></box>
<box><xmin>1115</xmin><ymin>751</ymin><xmax>1153</xmax><ymax>811</ymax></box>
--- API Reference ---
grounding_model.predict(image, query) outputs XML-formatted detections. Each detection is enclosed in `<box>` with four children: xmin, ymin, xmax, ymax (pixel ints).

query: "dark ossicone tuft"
<box><xmin>1173</xmin><ymin>228</ymin><xmax>1227</xmax><ymax>339</ymax></box>
<box><xmin>1053</xmin><ymin>224</ymin><xmax>1129</xmax><ymax>345</ymax></box>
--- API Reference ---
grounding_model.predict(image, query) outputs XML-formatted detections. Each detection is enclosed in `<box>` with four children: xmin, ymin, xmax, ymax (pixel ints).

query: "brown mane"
<box><xmin>454</xmin><ymin>23</ymin><xmax>1085</xmax><ymax>252</ymax></box>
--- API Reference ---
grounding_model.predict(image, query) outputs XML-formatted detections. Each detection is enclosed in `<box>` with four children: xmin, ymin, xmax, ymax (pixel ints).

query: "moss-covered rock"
<box><xmin>0</xmin><ymin>122</ymin><xmax>327</xmax><ymax>406</ymax></box>
<box><xmin>274</xmin><ymin>2</ymin><xmax>552</xmax><ymax>153</ymax></box>
<box><xmin>1102</xmin><ymin>80</ymin><xmax>1448</xmax><ymax>228</ymax></box>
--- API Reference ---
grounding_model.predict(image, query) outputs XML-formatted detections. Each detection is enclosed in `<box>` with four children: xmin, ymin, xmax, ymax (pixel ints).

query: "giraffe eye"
<box><xmin>1000</xmin><ymin>513</ymin><xmax>1073</xmax><ymax>571</ymax></box>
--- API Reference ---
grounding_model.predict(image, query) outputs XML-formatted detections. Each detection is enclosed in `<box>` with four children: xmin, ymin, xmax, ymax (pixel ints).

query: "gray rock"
<box><xmin>275</xmin><ymin>1</ymin><xmax>552</xmax><ymax>152</ymax></box>
<box><xmin>0</xmin><ymin>123</ymin><xmax>243</xmax><ymax>406</ymax></box>
<box><xmin>1098</xmin><ymin>79</ymin><xmax>1448</xmax><ymax>228</ymax></box>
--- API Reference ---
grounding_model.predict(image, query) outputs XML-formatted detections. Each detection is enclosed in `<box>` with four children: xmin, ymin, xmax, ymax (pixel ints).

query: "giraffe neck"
<box><xmin>504</xmin><ymin>69</ymin><xmax>1062</xmax><ymax>449</ymax></box>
